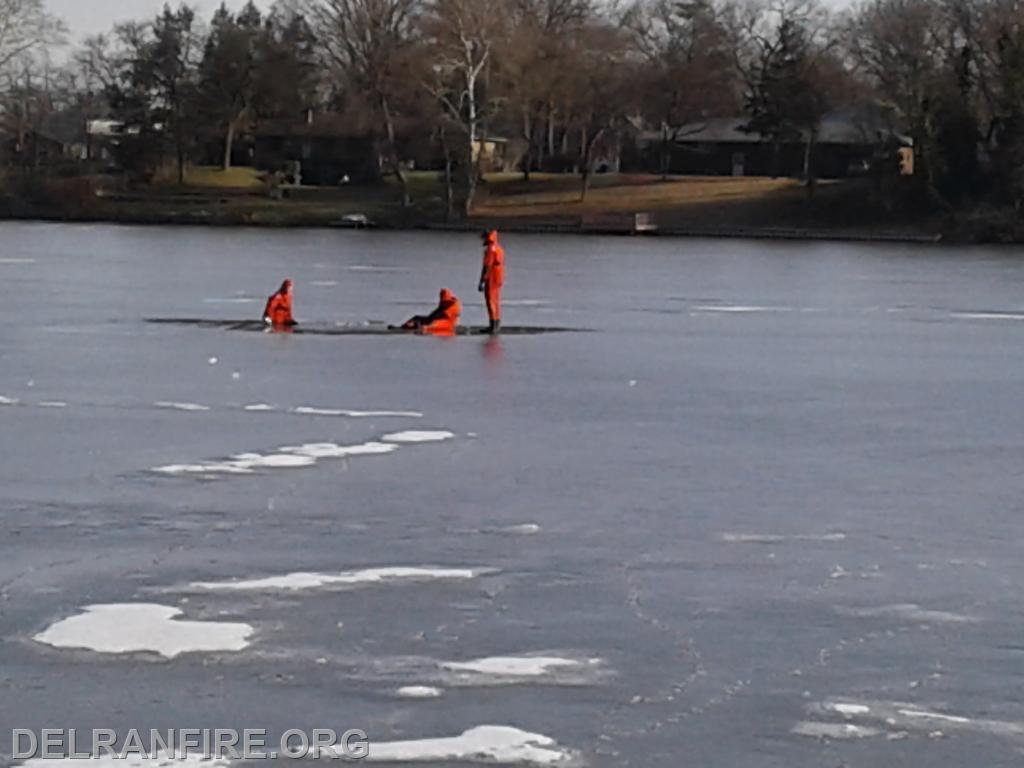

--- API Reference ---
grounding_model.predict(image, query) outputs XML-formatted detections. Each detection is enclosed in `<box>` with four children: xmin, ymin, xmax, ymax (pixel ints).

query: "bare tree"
<box><xmin>501</xmin><ymin>0</ymin><xmax>593</xmax><ymax>179</ymax></box>
<box><xmin>0</xmin><ymin>0</ymin><xmax>65</xmax><ymax>72</ymax></box>
<box><xmin>627</xmin><ymin>0</ymin><xmax>738</xmax><ymax>178</ymax></box>
<box><xmin>311</xmin><ymin>0</ymin><xmax>423</xmax><ymax>205</ymax></box>
<box><xmin>423</xmin><ymin>0</ymin><xmax>505</xmax><ymax>216</ymax></box>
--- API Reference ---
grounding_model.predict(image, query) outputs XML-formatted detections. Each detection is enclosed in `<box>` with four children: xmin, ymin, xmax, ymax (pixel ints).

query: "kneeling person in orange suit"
<box><xmin>263</xmin><ymin>279</ymin><xmax>297</xmax><ymax>327</ymax></box>
<box><xmin>397</xmin><ymin>289</ymin><xmax>462</xmax><ymax>335</ymax></box>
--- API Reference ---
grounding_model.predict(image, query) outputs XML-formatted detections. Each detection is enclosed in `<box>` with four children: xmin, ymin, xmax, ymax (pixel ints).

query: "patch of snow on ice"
<box><xmin>792</xmin><ymin>722</ymin><xmax>881</xmax><ymax>740</ymax></box>
<box><xmin>33</xmin><ymin>604</ymin><xmax>252</xmax><ymax>659</ymax></box>
<box><xmin>18</xmin><ymin>751</ymin><xmax>232</xmax><ymax>768</ymax></box>
<box><xmin>442</xmin><ymin>656</ymin><xmax>595</xmax><ymax>678</ymax></box>
<box><xmin>382</xmin><ymin>430</ymin><xmax>456</xmax><ymax>443</ymax></box>
<box><xmin>951</xmin><ymin>312</ymin><xmax>1024</xmax><ymax>321</ymax></box>
<box><xmin>351</xmin><ymin>726</ymin><xmax>573</xmax><ymax>764</ymax></box>
<box><xmin>837</xmin><ymin>604</ymin><xmax>974</xmax><ymax>624</ymax></box>
<box><xmin>280</xmin><ymin>442</ymin><xmax>398</xmax><ymax>459</ymax></box>
<box><xmin>826</xmin><ymin>703</ymin><xmax>872</xmax><ymax>716</ymax></box>
<box><xmin>898</xmin><ymin>709</ymin><xmax>972</xmax><ymax>725</ymax></box>
<box><xmin>293</xmin><ymin>407</ymin><xmax>423</xmax><ymax>418</ymax></box>
<box><xmin>397</xmin><ymin>686</ymin><xmax>444</xmax><ymax>699</ymax></box>
<box><xmin>190</xmin><ymin>566</ymin><xmax>480</xmax><ymax>592</ymax></box>
<box><xmin>693</xmin><ymin>305</ymin><xmax>794</xmax><ymax>314</ymax></box>
<box><xmin>721</xmin><ymin>533</ymin><xmax>846</xmax><ymax>543</ymax></box>
<box><xmin>155</xmin><ymin>402</ymin><xmax>210</xmax><ymax>412</ymax></box>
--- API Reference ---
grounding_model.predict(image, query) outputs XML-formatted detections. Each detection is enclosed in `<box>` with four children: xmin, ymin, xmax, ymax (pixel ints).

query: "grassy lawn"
<box><xmin>151</xmin><ymin>165</ymin><xmax>268</xmax><ymax>190</ymax></box>
<box><xmin>110</xmin><ymin>168</ymin><xmax>926</xmax><ymax>233</ymax></box>
<box><xmin>474</xmin><ymin>173</ymin><xmax>802</xmax><ymax>219</ymax></box>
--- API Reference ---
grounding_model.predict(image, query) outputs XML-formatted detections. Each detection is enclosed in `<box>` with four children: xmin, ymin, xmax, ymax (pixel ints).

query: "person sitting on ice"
<box><xmin>396</xmin><ymin>288</ymin><xmax>462</xmax><ymax>335</ymax></box>
<box><xmin>263</xmin><ymin>279</ymin><xmax>297</xmax><ymax>327</ymax></box>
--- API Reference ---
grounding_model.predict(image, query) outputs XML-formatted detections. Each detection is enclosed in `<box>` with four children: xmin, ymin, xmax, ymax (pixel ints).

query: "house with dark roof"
<box><xmin>634</xmin><ymin>108</ymin><xmax>912</xmax><ymax>178</ymax></box>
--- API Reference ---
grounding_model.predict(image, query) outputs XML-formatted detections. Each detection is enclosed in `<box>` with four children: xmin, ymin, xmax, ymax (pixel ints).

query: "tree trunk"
<box><xmin>177</xmin><ymin>122</ymin><xmax>185</xmax><ymax>186</ymax></box>
<box><xmin>380</xmin><ymin>94</ymin><xmax>410</xmax><ymax>207</ymax></box>
<box><xmin>661</xmin><ymin>125</ymin><xmax>671</xmax><ymax>181</ymax></box>
<box><xmin>521</xmin><ymin>109</ymin><xmax>532</xmax><ymax>182</ymax></box>
<box><xmin>223</xmin><ymin>121</ymin><xmax>235</xmax><ymax>171</ymax></box>
<box><xmin>439</xmin><ymin>127</ymin><xmax>454</xmax><ymax>223</ymax></box>
<box><xmin>803</xmin><ymin>128</ymin><xmax>816</xmax><ymax>199</ymax></box>
<box><xmin>547</xmin><ymin>100</ymin><xmax>555</xmax><ymax>158</ymax></box>
<box><xmin>580</xmin><ymin>128</ymin><xmax>606</xmax><ymax>202</ymax></box>
<box><xmin>463</xmin><ymin>137</ymin><xmax>476</xmax><ymax>217</ymax></box>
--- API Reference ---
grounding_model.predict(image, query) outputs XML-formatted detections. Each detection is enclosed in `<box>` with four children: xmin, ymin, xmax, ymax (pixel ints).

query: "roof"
<box><xmin>640</xmin><ymin>108</ymin><xmax>912</xmax><ymax>147</ymax></box>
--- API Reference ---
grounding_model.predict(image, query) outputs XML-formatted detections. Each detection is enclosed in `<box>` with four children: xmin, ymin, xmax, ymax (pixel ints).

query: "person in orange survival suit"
<box><xmin>396</xmin><ymin>289</ymin><xmax>462</xmax><ymax>336</ymax></box>
<box><xmin>263</xmin><ymin>279</ymin><xmax>297</xmax><ymax>328</ymax></box>
<box><xmin>479</xmin><ymin>230</ymin><xmax>505</xmax><ymax>334</ymax></box>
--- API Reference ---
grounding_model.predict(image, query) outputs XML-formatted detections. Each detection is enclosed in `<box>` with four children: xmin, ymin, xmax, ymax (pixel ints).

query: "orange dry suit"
<box><xmin>402</xmin><ymin>289</ymin><xmax>461</xmax><ymax>335</ymax></box>
<box><xmin>263</xmin><ymin>280</ymin><xmax>296</xmax><ymax>326</ymax></box>
<box><xmin>479</xmin><ymin>231</ymin><xmax>505</xmax><ymax>328</ymax></box>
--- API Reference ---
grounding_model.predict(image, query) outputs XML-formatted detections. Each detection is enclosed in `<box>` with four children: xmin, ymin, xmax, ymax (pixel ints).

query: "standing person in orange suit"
<box><xmin>396</xmin><ymin>288</ymin><xmax>462</xmax><ymax>336</ymax></box>
<box><xmin>263</xmin><ymin>279</ymin><xmax>297</xmax><ymax>327</ymax></box>
<box><xmin>479</xmin><ymin>230</ymin><xmax>505</xmax><ymax>334</ymax></box>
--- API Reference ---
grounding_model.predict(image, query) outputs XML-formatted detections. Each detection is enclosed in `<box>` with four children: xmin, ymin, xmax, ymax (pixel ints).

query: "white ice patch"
<box><xmin>293</xmin><ymin>407</ymin><xmax>424</xmax><ymax>418</ymax></box>
<box><xmin>397</xmin><ymin>686</ymin><xmax>444</xmax><ymax>699</ymax></box>
<box><xmin>189</xmin><ymin>566</ymin><xmax>480</xmax><ymax>592</ymax></box>
<box><xmin>806</xmin><ymin>699</ymin><xmax>1024</xmax><ymax>741</ymax></box>
<box><xmin>825</xmin><ymin>703</ymin><xmax>872</xmax><ymax>716</ymax></box>
<box><xmin>837</xmin><ymin>604</ymin><xmax>974</xmax><ymax>624</ymax></box>
<box><xmin>442</xmin><ymin>656</ymin><xmax>596</xmax><ymax>679</ymax></box>
<box><xmin>792</xmin><ymin>722</ymin><xmax>881</xmax><ymax>740</ymax></box>
<box><xmin>280</xmin><ymin>442</ymin><xmax>397</xmax><ymax>459</ymax></box>
<box><xmin>951</xmin><ymin>312</ymin><xmax>1024</xmax><ymax>321</ymax></box>
<box><xmin>18</xmin><ymin>751</ymin><xmax>232</xmax><ymax>768</ymax></box>
<box><xmin>155</xmin><ymin>402</ymin><xmax>210</xmax><ymax>412</ymax></box>
<box><xmin>244</xmin><ymin>404</ymin><xmax>275</xmax><ymax>411</ymax></box>
<box><xmin>0</xmin><ymin>395</ymin><xmax>20</xmax><ymax>405</ymax></box>
<box><xmin>37</xmin><ymin>401</ymin><xmax>68</xmax><ymax>408</ymax></box>
<box><xmin>720</xmin><ymin>536</ymin><xmax>839</xmax><ymax>548</ymax></box>
<box><xmin>720</xmin><ymin>533</ymin><xmax>846</xmax><ymax>543</ymax></box>
<box><xmin>899</xmin><ymin>709</ymin><xmax>972</xmax><ymax>725</ymax></box>
<box><xmin>382</xmin><ymin>430</ymin><xmax>456</xmax><ymax>444</ymax></box>
<box><xmin>349</xmin><ymin>726</ymin><xmax>574</xmax><ymax>765</ymax></box>
<box><xmin>310</xmin><ymin>280</ymin><xmax>339</xmax><ymax>287</ymax></box>
<box><xmin>33</xmin><ymin>604</ymin><xmax>252</xmax><ymax>659</ymax></box>
<box><xmin>347</xmin><ymin>265</ymin><xmax>407</xmax><ymax>273</ymax></box>
<box><xmin>151</xmin><ymin>439</ymin><xmax>397</xmax><ymax>476</ymax></box>
<box><xmin>230</xmin><ymin>453</ymin><xmax>316</xmax><ymax>469</ymax></box>
<box><xmin>0</xmin><ymin>257</ymin><xmax>36</xmax><ymax>264</ymax></box>
<box><xmin>693</xmin><ymin>305</ymin><xmax>794</xmax><ymax>314</ymax></box>
<box><xmin>494</xmin><ymin>524</ymin><xmax>542</xmax><ymax>536</ymax></box>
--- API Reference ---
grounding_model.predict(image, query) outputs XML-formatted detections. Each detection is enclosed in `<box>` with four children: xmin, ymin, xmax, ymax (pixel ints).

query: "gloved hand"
<box><xmin>263</xmin><ymin>316</ymin><xmax>272</xmax><ymax>325</ymax></box>
<box><xmin>478</xmin><ymin>281</ymin><xmax>486</xmax><ymax>293</ymax></box>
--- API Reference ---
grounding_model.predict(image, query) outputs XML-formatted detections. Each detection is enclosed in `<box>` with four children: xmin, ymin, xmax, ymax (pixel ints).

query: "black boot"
<box><xmin>490</xmin><ymin>319</ymin><xmax>501</xmax><ymax>335</ymax></box>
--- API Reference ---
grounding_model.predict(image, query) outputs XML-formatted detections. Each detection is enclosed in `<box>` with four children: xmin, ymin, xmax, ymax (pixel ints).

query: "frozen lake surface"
<box><xmin>3</xmin><ymin>223</ymin><xmax>1024</xmax><ymax>766</ymax></box>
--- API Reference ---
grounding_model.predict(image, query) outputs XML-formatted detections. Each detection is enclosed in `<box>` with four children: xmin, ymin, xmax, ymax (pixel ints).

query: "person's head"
<box><xmin>481</xmin><ymin>230</ymin><xmax>497</xmax><ymax>245</ymax></box>
<box><xmin>440</xmin><ymin>288</ymin><xmax>454</xmax><ymax>303</ymax></box>
<box><xmin>280</xmin><ymin>279</ymin><xmax>293</xmax><ymax>294</ymax></box>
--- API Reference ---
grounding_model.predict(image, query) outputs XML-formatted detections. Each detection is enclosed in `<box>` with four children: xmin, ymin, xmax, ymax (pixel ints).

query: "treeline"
<box><xmin>6</xmin><ymin>0</ymin><xmax>1024</xmax><ymax>222</ymax></box>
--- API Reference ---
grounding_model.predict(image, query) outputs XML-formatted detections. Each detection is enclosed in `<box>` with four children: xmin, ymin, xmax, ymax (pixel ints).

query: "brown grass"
<box><xmin>474</xmin><ymin>174</ymin><xmax>802</xmax><ymax>218</ymax></box>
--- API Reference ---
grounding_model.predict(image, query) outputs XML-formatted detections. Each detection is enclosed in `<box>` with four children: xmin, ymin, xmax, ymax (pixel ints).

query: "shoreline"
<box><xmin>0</xmin><ymin>208</ymin><xmax>945</xmax><ymax>244</ymax></box>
